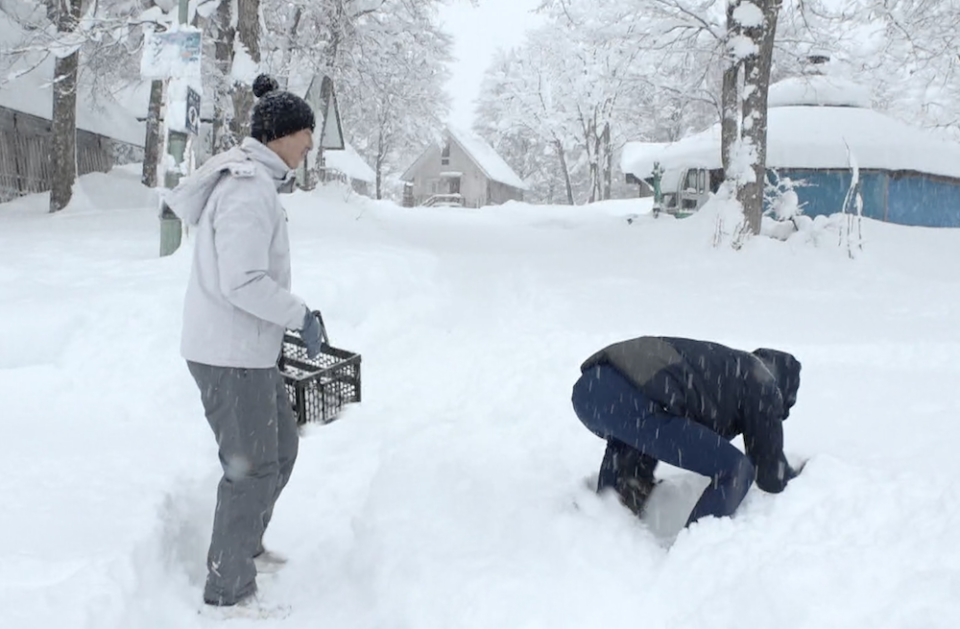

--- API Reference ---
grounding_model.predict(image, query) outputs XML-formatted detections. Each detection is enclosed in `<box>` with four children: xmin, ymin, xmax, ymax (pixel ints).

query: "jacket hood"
<box><xmin>162</xmin><ymin>138</ymin><xmax>293</xmax><ymax>226</ymax></box>
<box><xmin>752</xmin><ymin>348</ymin><xmax>801</xmax><ymax>419</ymax></box>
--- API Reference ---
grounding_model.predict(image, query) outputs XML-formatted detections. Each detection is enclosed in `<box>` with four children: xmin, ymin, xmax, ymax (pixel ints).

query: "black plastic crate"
<box><xmin>278</xmin><ymin>315</ymin><xmax>361</xmax><ymax>425</ymax></box>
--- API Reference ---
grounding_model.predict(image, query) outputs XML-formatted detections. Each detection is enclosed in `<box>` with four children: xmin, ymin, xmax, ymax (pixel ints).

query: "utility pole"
<box><xmin>159</xmin><ymin>0</ymin><xmax>192</xmax><ymax>257</ymax></box>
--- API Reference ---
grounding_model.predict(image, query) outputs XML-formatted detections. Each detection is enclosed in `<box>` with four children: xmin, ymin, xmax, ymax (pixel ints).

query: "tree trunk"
<box><xmin>602</xmin><ymin>121</ymin><xmax>612</xmax><ymax>200</ymax></box>
<box><xmin>141</xmin><ymin>79</ymin><xmax>164</xmax><ymax>187</ymax></box>
<box><xmin>554</xmin><ymin>138</ymin><xmax>574</xmax><ymax>205</ymax></box>
<box><xmin>329</xmin><ymin>2</ymin><xmax>345</xmax><ymax>71</ymax></box>
<box><xmin>49</xmin><ymin>0</ymin><xmax>82</xmax><ymax>213</ymax></box>
<box><xmin>721</xmin><ymin>0</ymin><xmax>741</xmax><ymax>181</ymax></box>
<box><xmin>587</xmin><ymin>118</ymin><xmax>600</xmax><ymax>203</ymax></box>
<box><xmin>737</xmin><ymin>0</ymin><xmax>781</xmax><ymax>235</ymax></box>
<box><xmin>278</xmin><ymin>6</ymin><xmax>303</xmax><ymax>89</ymax></box>
<box><xmin>375</xmin><ymin>126</ymin><xmax>386</xmax><ymax>200</ymax></box>
<box><xmin>229</xmin><ymin>0</ymin><xmax>261</xmax><ymax>140</ymax></box>
<box><xmin>212</xmin><ymin>0</ymin><xmax>237</xmax><ymax>152</ymax></box>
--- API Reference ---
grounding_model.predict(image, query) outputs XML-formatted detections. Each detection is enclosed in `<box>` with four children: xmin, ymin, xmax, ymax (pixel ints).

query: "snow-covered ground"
<box><xmin>2</xmin><ymin>167</ymin><xmax>960</xmax><ymax>628</ymax></box>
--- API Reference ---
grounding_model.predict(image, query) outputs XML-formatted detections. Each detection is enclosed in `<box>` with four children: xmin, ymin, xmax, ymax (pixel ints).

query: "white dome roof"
<box><xmin>768</xmin><ymin>74</ymin><xmax>873</xmax><ymax>109</ymax></box>
<box><xmin>622</xmin><ymin>105</ymin><xmax>960</xmax><ymax>181</ymax></box>
<box><xmin>621</xmin><ymin>68</ymin><xmax>960</xmax><ymax>181</ymax></box>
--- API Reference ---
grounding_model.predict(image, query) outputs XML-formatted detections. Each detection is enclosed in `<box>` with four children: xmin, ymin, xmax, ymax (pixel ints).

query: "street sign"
<box><xmin>140</xmin><ymin>28</ymin><xmax>202</xmax><ymax>80</ymax></box>
<box><xmin>186</xmin><ymin>87</ymin><xmax>200</xmax><ymax>135</ymax></box>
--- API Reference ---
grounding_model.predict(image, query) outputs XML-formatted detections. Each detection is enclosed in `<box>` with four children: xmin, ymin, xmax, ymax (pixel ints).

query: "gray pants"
<box><xmin>187</xmin><ymin>362</ymin><xmax>299</xmax><ymax>606</ymax></box>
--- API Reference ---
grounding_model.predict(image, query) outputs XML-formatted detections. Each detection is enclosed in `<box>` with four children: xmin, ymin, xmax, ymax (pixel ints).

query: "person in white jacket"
<box><xmin>165</xmin><ymin>74</ymin><xmax>324</xmax><ymax>611</ymax></box>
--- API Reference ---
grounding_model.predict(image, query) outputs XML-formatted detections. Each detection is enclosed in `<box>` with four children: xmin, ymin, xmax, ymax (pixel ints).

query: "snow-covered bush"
<box><xmin>761</xmin><ymin>169</ymin><xmax>808</xmax><ymax>240</ymax></box>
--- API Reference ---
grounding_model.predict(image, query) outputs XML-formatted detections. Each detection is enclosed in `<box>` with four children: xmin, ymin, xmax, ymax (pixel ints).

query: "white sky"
<box><xmin>437</xmin><ymin>0</ymin><xmax>544</xmax><ymax>130</ymax></box>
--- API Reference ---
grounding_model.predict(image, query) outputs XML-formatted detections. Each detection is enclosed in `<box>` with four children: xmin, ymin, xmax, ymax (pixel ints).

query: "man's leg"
<box><xmin>596</xmin><ymin>439</ymin><xmax>658</xmax><ymax>492</ymax></box>
<box><xmin>187</xmin><ymin>362</ymin><xmax>281</xmax><ymax>606</ymax></box>
<box><xmin>257</xmin><ymin>370</ymin><xmax>300</xmax><ymax>556</ymax></box>
<box><xmin>572</xmin><ymin>364</ymin><xmax>755</xmax><ymax>525</ymax></box>
<box><xmin>576</xmin><ymin>372</ymin><xmax>660</xmax><ymax>516</ymax></box>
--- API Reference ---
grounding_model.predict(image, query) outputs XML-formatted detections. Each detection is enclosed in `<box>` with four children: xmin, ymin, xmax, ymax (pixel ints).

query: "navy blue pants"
<box><xmin>572</xmin><ymin>363</ymin><xmax>756</xmax><ymax>525</ymax></box>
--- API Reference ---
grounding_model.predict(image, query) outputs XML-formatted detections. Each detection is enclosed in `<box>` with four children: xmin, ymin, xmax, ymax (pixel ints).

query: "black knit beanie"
<box><xmin>250</xmin><ymin>74</ymin><xmax>316</xmax><ymax>143</ymax></box>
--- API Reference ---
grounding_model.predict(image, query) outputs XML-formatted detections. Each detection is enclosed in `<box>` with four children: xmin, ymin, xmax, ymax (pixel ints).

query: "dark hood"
<box><xmin>752</xmin><ymin>348</ymin><xmax>801</xmax><ymax>419</ymax></box>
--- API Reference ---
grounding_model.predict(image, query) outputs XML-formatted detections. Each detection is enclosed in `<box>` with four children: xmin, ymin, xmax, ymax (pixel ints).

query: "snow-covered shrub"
<box><xmin>761</xmin><ymin>169</ymin><xmax>808</xmax><ymax>240</ymax></box>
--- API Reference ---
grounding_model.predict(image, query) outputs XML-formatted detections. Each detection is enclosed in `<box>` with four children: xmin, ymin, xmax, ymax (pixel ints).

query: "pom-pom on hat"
<box><xmin>250</xmin><ymin>73</ymin><xmax>316</xmax><ymax>144</ymax></box>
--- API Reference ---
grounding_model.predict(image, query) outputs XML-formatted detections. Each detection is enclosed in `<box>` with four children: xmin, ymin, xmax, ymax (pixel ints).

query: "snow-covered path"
<box><xmin>2</xmin><ymin>170</ymin><xmax>959</xmax><ymax>628</ymax></box>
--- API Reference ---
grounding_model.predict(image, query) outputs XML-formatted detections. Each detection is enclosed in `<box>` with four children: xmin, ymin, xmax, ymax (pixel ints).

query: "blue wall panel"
<box><xmin>887</xmin><ymin>175</ymin><xmax>960</xmax><ymax>228</ymax></box>
<box><xmin>772</xmin><ymin>169</ymin><xmax>887</xmax><ymax>221</ymax></box>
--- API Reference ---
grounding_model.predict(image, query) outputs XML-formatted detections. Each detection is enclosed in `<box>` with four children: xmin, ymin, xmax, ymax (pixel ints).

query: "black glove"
<box><xmin>300</xmin><ymin>308</ymin><xmax>326</xmax><ymax>359</ymax></box>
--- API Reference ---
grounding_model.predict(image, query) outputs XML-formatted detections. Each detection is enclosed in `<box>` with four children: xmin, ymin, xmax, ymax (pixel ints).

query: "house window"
<box><xmin>441</xmin><ymin>141</ymin><xmax>450</xmax><ymax>166</ymax></box>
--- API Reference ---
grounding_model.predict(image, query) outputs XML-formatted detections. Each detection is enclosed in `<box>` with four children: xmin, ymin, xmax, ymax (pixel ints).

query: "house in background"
<box><xmin>621</xmin><ymin>57</ymin><xmax>960</xmax><ymax>228</ymax></box>
<box><xmin>400</xmin><ymin>127</ymin><xmax>527</xmax><ymax>208</ymax></box>
<box><xmin>0</xmin><ymin>10</ymin><xmax>144</xmax><ymax>203</ymax></box>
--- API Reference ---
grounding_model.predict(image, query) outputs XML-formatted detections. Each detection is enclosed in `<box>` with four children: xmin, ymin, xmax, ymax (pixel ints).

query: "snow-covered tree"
<box><xmin>258</xmin><ymin>0</ymin><xmax>455</xmax><ymax>199</ymax></box>
<box><xmin>474</xmin><ymin>59</ymin><xmax>571</xmax><ymax>207</ymax></box>
<box><xmin>337</xmin><ymin>0</ymin><xmax>453</xmax><ymax>199</ymax></box>
<box><xmin>803</xmin><ymin>0</ymin><xmax>960</xmax><ymax>138</ymax></box>
<box><xmin>0</xmin><ymin>0</ymin><xmax>156</xmax><ymax>210</ymax></box>
<box><xmin>260</xmin><ymin>0</ymin><xmax>395</xmax><ymax>91</ymax></box>
<box><xmin>726</xmin><ymin>0</ymin><xmax>783</xmax><ymax>235</ymax></box>
<box><xmin>44</xmin><ymin>0</ymin><xmax>84</xmax><ymax>213</ymax></box>
<box><xmin>200</xmin><ymin>0</ymin><xmax>262</xmax><ymax>151</ymax></box>
<box><xmin>473</xmin><ymin>44</ymin><xmax>581</xmax><ymax>205</ymax></box>
<box><xmin>475</xmin><ymin>0</ymin><xmax>727</xmax><ymax>205</ymax></box>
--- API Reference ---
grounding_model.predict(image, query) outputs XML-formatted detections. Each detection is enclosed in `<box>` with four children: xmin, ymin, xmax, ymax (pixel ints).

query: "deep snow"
<box><xmin>2</xmin><ymin>167</ymin><xmax>959</xmax><ymax>628</ymax></box>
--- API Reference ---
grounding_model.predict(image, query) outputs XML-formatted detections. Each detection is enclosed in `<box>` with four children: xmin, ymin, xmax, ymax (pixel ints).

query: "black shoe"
<box><xmin>615</xmin><ymin>475</ymin><xmax>657</xmax><ymax>518</ymax></box>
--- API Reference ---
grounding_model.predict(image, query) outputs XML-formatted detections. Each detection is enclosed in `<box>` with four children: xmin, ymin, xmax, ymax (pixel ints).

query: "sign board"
<box><xmin>185</xmin><ymin>87</ymin><xmax>201</xmax><ymax>135</ymax></box>
<box><xmin>140</xmin><ymin>29</ymin><xmax>202</xmax><ymax>80</ymax></box>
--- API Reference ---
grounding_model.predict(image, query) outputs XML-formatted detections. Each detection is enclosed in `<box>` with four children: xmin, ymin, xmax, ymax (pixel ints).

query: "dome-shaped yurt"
<box><xmin>622</xmin><ymin>61</ymin><xmax>960</xmax><ymax>227</ymax></box>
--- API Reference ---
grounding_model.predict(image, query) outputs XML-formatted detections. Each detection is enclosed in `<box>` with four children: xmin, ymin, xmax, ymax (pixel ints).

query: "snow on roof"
<box><xmin>0</xmin><ymin>11</ymin><xmax>146</xmax><ymax>146</ymax></box>
<box><xmin>447</xmin><ymin>126</ymin><xmax>528</xmax><ymax>190</ymax></box>
<box><xmin>622</xmin><ymin>76</ymin><xmax>960</xmax><ymax>181</ymax></box>
<box><xmin>323</xmin><ymin>143</ymin><xmax>375</xmax><ymax>183</ymax></box>
<box><xmin>620</xmin><ymin>141</ymin><xmax>670</xmax><ymax>175</ymax></box>
<box><xmin>768</xmin><ymin>74</ymin><xmax>873</xmax><ymax>109</ymax></box>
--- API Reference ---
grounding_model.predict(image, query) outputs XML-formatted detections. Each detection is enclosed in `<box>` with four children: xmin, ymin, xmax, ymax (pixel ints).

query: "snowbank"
<box><xmin>2</xmin><ymin>169</ymin><xmax>960</xmax><ymax>628</ymax></box>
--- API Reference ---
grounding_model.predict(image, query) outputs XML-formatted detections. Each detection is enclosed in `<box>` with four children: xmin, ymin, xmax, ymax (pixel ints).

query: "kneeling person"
<box><xmin>571</xmin><ymin>336</ymin><xmax>804</xmax><ymax>526</ymax></box>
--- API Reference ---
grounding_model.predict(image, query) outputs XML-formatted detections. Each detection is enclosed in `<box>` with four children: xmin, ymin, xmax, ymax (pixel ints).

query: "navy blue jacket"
<box><xmin>580</xmin><ymin>336</ymin><xmax>802</xmax><ymax>493</ymax></box>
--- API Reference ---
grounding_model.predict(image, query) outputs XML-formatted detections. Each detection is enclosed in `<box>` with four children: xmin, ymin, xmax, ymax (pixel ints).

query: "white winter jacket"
<box><xmin>165</xmin><ymin>138</ymin><xmax>307</xmax><ymax>368</ymax></box>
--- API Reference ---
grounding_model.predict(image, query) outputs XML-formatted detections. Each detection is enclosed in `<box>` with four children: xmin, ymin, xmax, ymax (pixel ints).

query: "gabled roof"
<box><xmin>446</xmin><ymin>126</ymin><xmax>528</xmax><ymax>190</ymax></box>
<box><xmin>401</xmin><ymin>126</ymin><xmax>528</xmax><ymax>190</ymax></box>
